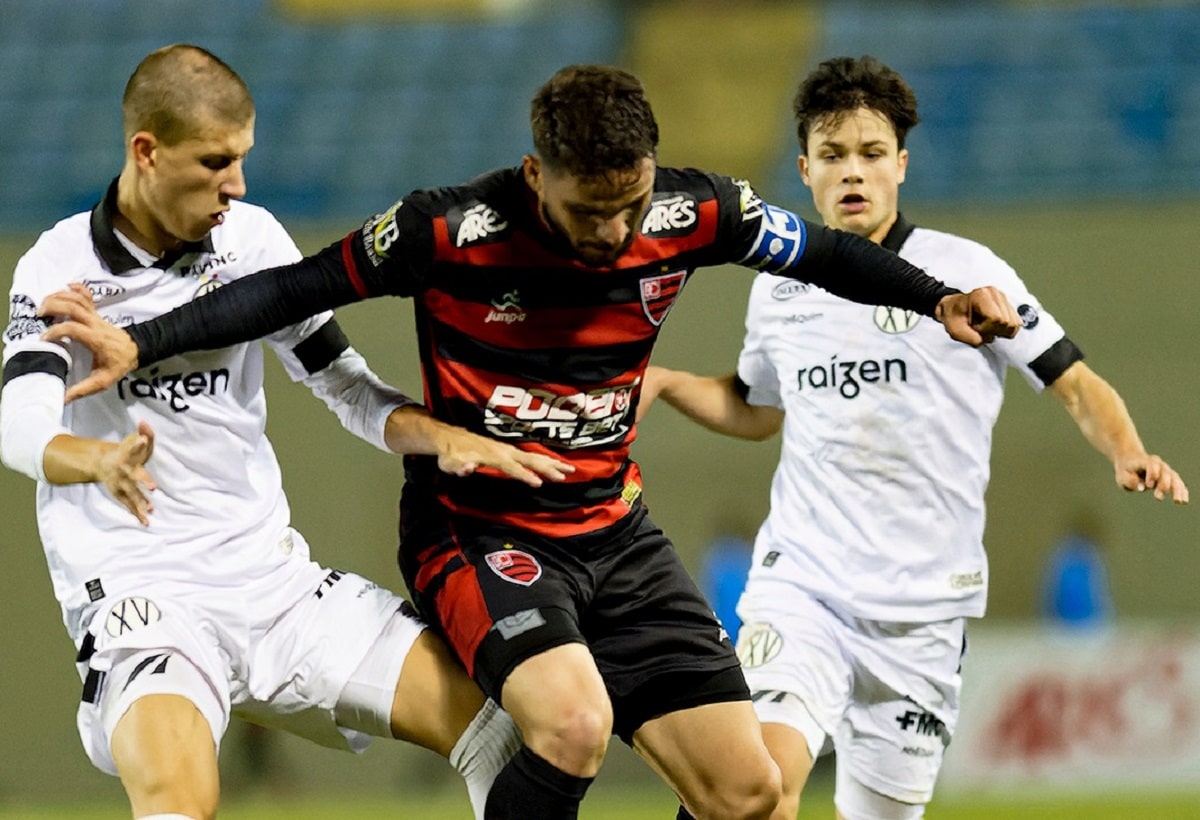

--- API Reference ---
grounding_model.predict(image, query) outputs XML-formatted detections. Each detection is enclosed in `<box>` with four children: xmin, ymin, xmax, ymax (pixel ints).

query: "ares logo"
<box><xmin>451</xmin><ymin>202</ymin><xmax>508</xmax><ymax>248</ymax></box>
<box><xmin>874</xmin><ymin>305</ymin><xmax>921</xmax><ymax>334</ymax></box>
<box><xmin>641</xmin><ymin>193</ymin><xmax>697</xmax><ymax>236</ymax></box>
<box><xmin>486</xmin><ymin>290</ymin><xmax>526</xmax><ymax>324</ymax></box>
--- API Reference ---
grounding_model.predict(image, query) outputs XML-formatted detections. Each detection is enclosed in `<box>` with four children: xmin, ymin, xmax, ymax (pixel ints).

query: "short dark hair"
<box><xmin>793</xmin><ymin>56</ymin><xmax>919</xmax><ymax>154</ymax></box>
<box><xmin>530</xmin><ymin>64</ymin><xmax>659</xmax><ymax>177</ymax></box>
<box><xmin>122</xmin><ymin>43</ymin><xmax>254</xmax><ymax>145</ymax></box>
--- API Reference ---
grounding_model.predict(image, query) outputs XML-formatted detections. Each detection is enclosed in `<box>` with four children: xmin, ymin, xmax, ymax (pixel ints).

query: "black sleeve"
<box><xmin>1030</xmin><ymin>336</ymin><xmax>1085</xmax><ymax>386</ymax></box>
<box><xmin>796</xmin><ymin>224</ymin><xmax>960</xmax><ymax>317</ymax></box>
<box><xmin>128</xmin><ymin>238</ymin><xmax>364</xmax><ymax>367</ymax></box>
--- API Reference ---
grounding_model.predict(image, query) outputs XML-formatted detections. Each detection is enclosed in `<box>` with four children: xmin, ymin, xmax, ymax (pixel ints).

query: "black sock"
<box><xmin>484</xmin><ymin>744</ymin><xmax>594</xmax><ymax>819</ymax></box>
<box><xmin>676</xmin><ymin>807</ymin><xmax>697</xmax><ymax>820</ymax></box>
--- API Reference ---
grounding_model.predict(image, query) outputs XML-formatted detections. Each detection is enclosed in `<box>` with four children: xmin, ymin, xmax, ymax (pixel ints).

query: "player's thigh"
<box><xmin>401</xmin><ymin>519</ymin><xmax>591</xmax><ymax>705</ymax></box>
<box><xmin>834</xmin><ymin>764</ymin><xmax>927</xmax><ymax>820</ymax></box>
<box><xmin>834</xmin><ymin>619</ymin><xmax>963</xmax><ymax>808</ymax></box>
<box><xmin>587</xmin><ymin>515</ymin><xmax>747</xmax><ymax>743</ymax></box>
<box><xmin>737</xmin><ymin>589</ymin><xmax>854</xmax><ymax>764</ymax></box>
<box><xmin>633</xmin><ymin>698</ymin><xmax>780</xmax><ymax>819</ymax></box>
<box><xmin>338</xmin><ymin>618</ymin><xmax>487</xmax><ymax>758</ymax></box>
<box><xmin>111</xmin><ymin>692</ymin><xmax>219</xmax><ymax>818</ymax></box>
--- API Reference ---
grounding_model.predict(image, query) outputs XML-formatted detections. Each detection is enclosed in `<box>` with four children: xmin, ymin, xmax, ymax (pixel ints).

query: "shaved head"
<box><xmin>122</xmin><ymin>43</ymin><xmax>254</xmax><ymax>145</ymax></box>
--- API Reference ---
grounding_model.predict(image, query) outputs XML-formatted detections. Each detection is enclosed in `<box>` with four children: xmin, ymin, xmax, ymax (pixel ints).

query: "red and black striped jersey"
<box><xmin>128</xmin><ymin>165</ymin><xmax>957</xmax><ymax>540</ymax></box>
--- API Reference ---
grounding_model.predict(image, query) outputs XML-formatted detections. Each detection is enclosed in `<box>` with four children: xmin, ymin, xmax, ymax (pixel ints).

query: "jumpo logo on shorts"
<box><xmin>105</xmin><ymin>597</ymin><xmax>162</xmax><ymax>638</ymax></box>
<box><xmin>485</xmin><ymin>548</ymin><xmax>543</xmax><ymax>586</ymax></box>
<box><xmin>736</xmin><ymin>622</ymin><xmax>784</xmax><ymax>668</ymax></box>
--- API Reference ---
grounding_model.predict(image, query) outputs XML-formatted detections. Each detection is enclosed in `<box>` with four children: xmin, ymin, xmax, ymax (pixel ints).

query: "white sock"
<box><xmin>448</xmin><ymin>698</ymin><xmax>522</xmax><ymax>820</ymax></box>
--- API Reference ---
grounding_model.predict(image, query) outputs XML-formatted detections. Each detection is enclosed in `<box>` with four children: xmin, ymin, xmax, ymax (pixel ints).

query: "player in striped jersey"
<box><xmin>639</xmin><ymin>56</ymin><xmax>1188</xmax><ymax>819</ymax></box>
<box><xmin>39</xmin><ymin>64</ymin><xmax>1021</xmax><ymax>819</ymax></box>
<box><xmin>0</xmin><ymin>44</ymin><xmax>576</xmax><ymax>820</ymax></box>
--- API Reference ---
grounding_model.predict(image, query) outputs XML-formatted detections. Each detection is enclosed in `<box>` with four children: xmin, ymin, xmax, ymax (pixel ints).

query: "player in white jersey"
<box><xmin>639</xmin><ymin>56</ymin><xmax>1188</xmax><ymax>820</ymax></box>
<box><xmin>0</xmin><ymin>44</ymin><xmax>576</xmax><ymax>820</ymax></box>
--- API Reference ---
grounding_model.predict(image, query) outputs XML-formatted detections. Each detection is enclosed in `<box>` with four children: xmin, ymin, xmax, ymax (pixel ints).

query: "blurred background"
<box><xmin>1</xmin><ymin>0</ymin><xmax>1197</xmax><ymax>816</ymax></box>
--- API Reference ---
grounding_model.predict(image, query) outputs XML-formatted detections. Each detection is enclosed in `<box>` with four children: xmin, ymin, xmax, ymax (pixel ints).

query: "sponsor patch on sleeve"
<box><xmin>4</xmin><ymin>293</ymin><xmax>49</xmax><ymax>343</ymax></box>
<box><xmin>361</xmin><ymin>199</ymin><xmax>404</xmax><ymax>266</ymax></box>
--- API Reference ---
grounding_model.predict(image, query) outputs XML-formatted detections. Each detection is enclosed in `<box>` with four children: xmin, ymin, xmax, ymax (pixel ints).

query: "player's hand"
<box><xmin>97</xmin><ymin>420</ymin><xmax>158</xmax><ymax>526</ymax></box>
<box><xmin>934</xmin><ymin>287</ymin><xmax>1021</xmax><ymax>347</ymax></box>
<box><xmin>1113</xmin><ymin>452</ymin><xmax>1189</xmax><ymax>504</ymax></box>
<box><xmin>431</xmin><ymin>424</ymin><xmax>575</xmax><ymax>487</ymax></box>
<box><xmin>39</xmin><ymin>282</ymin><xmax>140</xmax><ymax>401</ymax></box>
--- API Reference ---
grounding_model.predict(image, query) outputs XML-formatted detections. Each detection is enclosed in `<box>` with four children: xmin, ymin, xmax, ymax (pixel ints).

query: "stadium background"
<box><xmin>1</xmin><ymin>0</ymin><xmax>1196</xmax><ymax>816</ymax></box>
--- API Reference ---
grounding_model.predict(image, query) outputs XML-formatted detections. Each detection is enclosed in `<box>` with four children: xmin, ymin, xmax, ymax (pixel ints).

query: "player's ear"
<box><xmin>797</xmin><ymin>154</ymin><xmax>811</xmax><ymax>186</ymax></box>
<box><xmin>129</xmin><ymin>131</ymin><xmax>158</xmax><ymax>170</ymax></box>
<box><xmin>523</xmin><ymin>155</ymin><xmax>542</xmax><ymax>185</ymax></box>
<box><xmin>897</xmin><ymin>147</ymin><xmax>909</xmax><ymax>186</ymax></box>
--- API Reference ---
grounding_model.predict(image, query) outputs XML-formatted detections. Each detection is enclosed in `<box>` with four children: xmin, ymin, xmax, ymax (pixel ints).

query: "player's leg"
<box><xmin>633</xmin><ymin>696</ymin><xmax>781</xmax><ymax>820</ymax></box>
<box><xmin>829</xmin><ymin>616</ymin><xmax>966</xmax><ymax>820</ymax></box>
<box><xmin>401</xmin><ymin>519</ymin><xmax>612</xmax><ymax>819</ymax></box>
<box><xmin>77</xmin><ymin>601</ymin><xmax>232</xmax><ymax>820</ymax></box>
<box><xmin>335</xmin><ymin>606</ymin><xmax>522</xmax><ymax>818</ymax></box>
<box><xmin>110</xmin><ymin>692</ymin><xmax>219</xmax><ymax>820</ymax></box>
<box><xmin>735</xmin><ymin>587</ymin><xmax>857</xmax><ymax>818</ymax></box>
<box><xmin>589</xmin><ymin>511</ymin><xmax>779</xmax><ymax>819</ymax></box>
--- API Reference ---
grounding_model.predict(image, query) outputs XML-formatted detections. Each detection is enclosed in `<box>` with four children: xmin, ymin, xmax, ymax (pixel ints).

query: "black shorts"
<box><xmin>399</xmin><ymin>502</ymin><xmax>748</xmax><ymax>742</ymax></box>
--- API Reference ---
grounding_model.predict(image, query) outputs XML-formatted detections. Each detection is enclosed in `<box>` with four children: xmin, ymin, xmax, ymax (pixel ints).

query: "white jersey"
<box><xmin>2</xmin><ymin>184</ymin><xmax>357</xmax><ymax>636</ymax></box>
<box><xmin>737</xmin><ymin>216</ymin><xmax>1081</xmax><ymax>621</ymax></box>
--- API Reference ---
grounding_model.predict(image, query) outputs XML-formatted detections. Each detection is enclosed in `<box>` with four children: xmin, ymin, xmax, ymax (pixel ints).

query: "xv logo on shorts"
<box><xmin>485</xmin><ymin>548</ymin><xmax>542</xmax><ymax>586</ymax></box>
<box><xmin>105</xmin><ymin>597</ymin><xmax>161</xmax><ymax>637</ymax></box>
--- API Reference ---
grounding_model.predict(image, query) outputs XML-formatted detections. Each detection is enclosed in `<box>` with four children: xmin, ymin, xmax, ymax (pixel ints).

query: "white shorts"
<box><xmin>74</xmin><ymin>528</ymin><xmax>425</xmax><ymax>776</ymax></box>
<box><xmin>736</xmin><ymin>586</ymin><xmax>965</xmax><ymax>805</ymax></box>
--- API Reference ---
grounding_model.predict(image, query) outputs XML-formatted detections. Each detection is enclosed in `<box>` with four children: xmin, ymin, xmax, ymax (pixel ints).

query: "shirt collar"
<box><xmin>880</xmin><ymin>212</ymin><xmax>916</xmax><ymax>254</ymax></box>
<box><xmin>89</xmin><ymin>177</ymin><xmax>214</xmax><ymax>275</ymax></box>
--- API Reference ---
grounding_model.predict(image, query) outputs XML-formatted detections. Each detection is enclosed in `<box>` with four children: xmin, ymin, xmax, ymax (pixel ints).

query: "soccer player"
<box><xmin>38</xmin><ymin>64</ymin><xmax>1022</xmax><ymax>820</ymax></box>
<box><xmin>638</xmin><ymin>55</ymin><xmax>1189</xmax><ymax>819</ymax></box>
<box><xmin>0</xmin><ymin>44</ymin><xmax>579</xmax><ymax>820</ymax></box>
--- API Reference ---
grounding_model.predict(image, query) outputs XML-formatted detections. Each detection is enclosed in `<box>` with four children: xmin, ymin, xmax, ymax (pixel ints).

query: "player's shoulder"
<box><xmin>12</xmin><ymin>210</ymin><xmax>97</xmax><ymax>288</ymax></box>
<box><xmin>902</xmin><ymin>225</ymin><xmax>1018</xmax><ymax>288</ymax></box>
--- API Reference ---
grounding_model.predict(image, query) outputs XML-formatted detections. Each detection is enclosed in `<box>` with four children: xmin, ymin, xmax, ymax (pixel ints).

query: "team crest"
<box><xmin>736</xmin><ymin>622</ymin><xmax>784</xmax><ymax>668</ymax></box>
<box><xmin>105</xmin><ymin>597</ymin><xmax>161</xmax><ymax>638</ymax></box>
<box><xmin>640</xmin><ymin>271</ymin><xmax>687</xmax><ymax>326</ymax></box>
<box><xmin>874</xmin><ymin>305</ymin><xmax>921</xmax><ymax>334</ymax></box>
<box><xmin>485</xmin><ymin>548</ymin><xmax>543</xmax><ymax>586</ymax></box>
<box><xmin>194</xmin><ymin>273</ymin><xmax>223</xmax><ymax>299</ymax></box>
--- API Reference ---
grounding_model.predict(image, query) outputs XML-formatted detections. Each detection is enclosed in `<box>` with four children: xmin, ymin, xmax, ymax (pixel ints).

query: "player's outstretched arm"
<box><xmin>934</xmin><ymin>287</ymin><xmax>1021</xmax><ymax>347</ymax></box>
<box><xmin>1049</xmin><ymin>361</ymin><xmax>1188</xmax><ymax>504</ymax></box>
<box><xmin>383</xmin><ymin>405</ymin><xmax>575</xmax><ymax>487</ymax></box>
<box><xmin>639</xmin><ymin>366</ymin><xmax>783</xmax><ymax>441</ymax></box>
<box><xmin>43</xmin><ymin>421</ymin><xmax>158</xmax><ymax>525</ymax></box>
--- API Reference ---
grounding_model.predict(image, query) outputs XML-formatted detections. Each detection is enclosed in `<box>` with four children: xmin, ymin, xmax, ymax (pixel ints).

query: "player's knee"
<box><xmin>524</xmin><ymin>697</ymin><xmax>612</xmax><ymax>771</ymax></box>
<box><xmin>688</xmin><ymin>758</ymin><xmax>782</xmax><ymax>820</ymax></box>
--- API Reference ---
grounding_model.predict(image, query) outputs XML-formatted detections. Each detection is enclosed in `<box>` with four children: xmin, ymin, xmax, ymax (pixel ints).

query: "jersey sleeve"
<box><xmin>3</xmin><ymin>237</ymin><xmax>74</xmax><ymax>382</ymax></box>
<box><xmin>965</xmin><ymin>247</ymin><xmax>1081</xmax><ymax>391</ymax></box>
<box><xmin>735</xmin><ymin>275</ymin><xmax>783</xmax><ymax>409</ymax></box>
